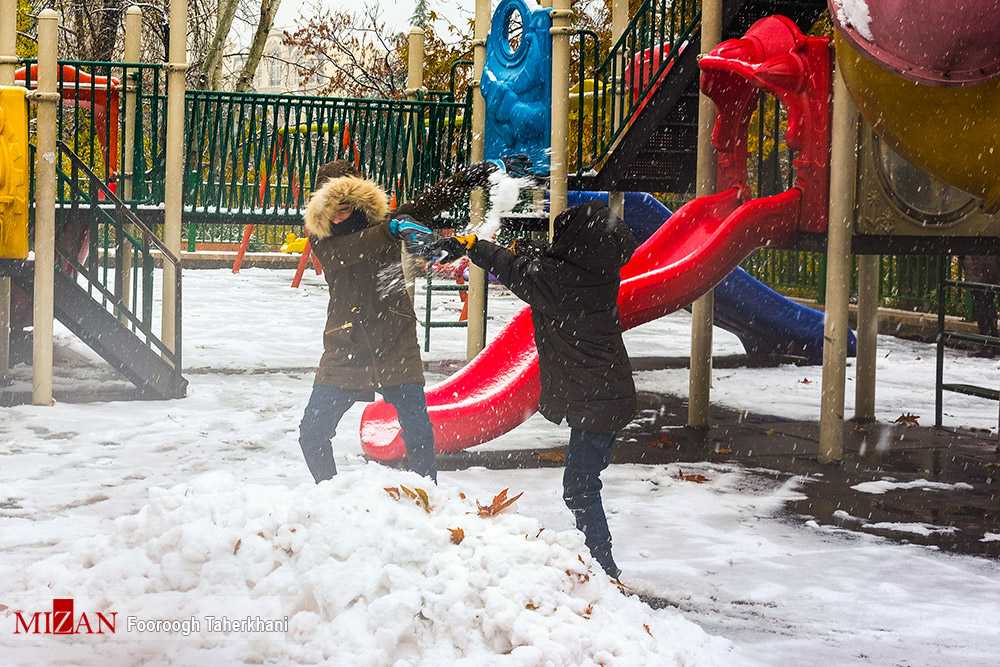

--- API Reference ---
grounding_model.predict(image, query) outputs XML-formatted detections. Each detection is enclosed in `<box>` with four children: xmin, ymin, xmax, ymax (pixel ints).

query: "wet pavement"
<box><xmin>438</xmin><ymin>389</ymin><xmax>1000</xmax><ymax>560</ymax></box>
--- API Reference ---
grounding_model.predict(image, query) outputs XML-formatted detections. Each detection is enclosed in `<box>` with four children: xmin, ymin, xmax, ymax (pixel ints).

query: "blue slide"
<box><xmin>567</xmin><ymin>191</ymin><xmax>857</xmax><ymax>363</ymax></box>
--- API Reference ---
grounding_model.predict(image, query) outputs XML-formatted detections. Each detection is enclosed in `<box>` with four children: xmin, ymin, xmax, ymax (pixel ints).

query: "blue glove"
<box><xmin>390</xmin><ymin>215</ymin><xmax>434</xmax><ymax>256</ymax></box>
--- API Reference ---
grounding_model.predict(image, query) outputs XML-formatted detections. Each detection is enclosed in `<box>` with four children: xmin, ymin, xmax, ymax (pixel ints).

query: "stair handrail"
<box><xmin>55</xmin><ymin>139</ymin><xmax>183</xmax><ymax>384</ymax></box>
<box><xmin>572</xmin><ymin>0</ymin><xmax>702</xmax><ymax>175</ymax></box>
<box><xmin>57</xmin><ymin>140</ymin><xmax>179</xmax><ymax>263</ymax></box>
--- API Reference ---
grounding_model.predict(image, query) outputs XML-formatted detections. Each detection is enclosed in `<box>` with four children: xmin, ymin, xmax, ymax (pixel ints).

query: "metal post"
<box><xmin>819</xmin><ymin>65</ymin><xmax>858</xmax><ymax>463</ymax></box>
<box><xmin>403</xmin><ymin>27</ymin><xmax>425</xmax><ymax>304</ymax></box>
<box><xmin>855</xmin><ymin>254</ymin><xmax>879</xmax><ymax>422</ymax></box>
<box><xmin>0</xmin><ymin>0</ymin><xmax>17</xmax><ymax>379</ymax></box>
<box><xmin>120</xmin><ymin>6</ymin><xmax>141</xmax><ymax>316</ymax></box>
<box><xmin>0</xmin><ymin>0</ymin><xmax>14</xmax><ymax>85</ymax></box>
<box><xmin>32</xmin><ymin>9</ymin><xmax>58</xmax><ymax>405</ymax></box>
<box><xmin>688</xmin><ymin>0</ymin><xmax>722</xmax><ymax>429</ymax></box>
<box><xmin>466</xmin><ymin>0</ymin><xmax>490</xmax><ymax>360</ymax></box>
<box><xmin>162</xmin><ymin>0</ymin><xmax>187</xmax><ymax>354</ymax></box>
<box><xmin>549</xmin><ymin>0</ymin><xmax>572</xmax><ymax>240</ymax></box>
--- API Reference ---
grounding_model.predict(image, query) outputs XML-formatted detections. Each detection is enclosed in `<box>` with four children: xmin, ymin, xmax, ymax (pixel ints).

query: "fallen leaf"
<box><xmin>893</xmin><ymin>412</ymin><xmax>920</xmax><ymax>427</ymax></box>
<box><xmin>384</xmin><ymin>487</ymin><xmax>401</xmax><ymax>500</ymax></box>
<box><xmin>649</xmin><ymin>433</ymin><xmax>678</xmax><ymax>449</ymax></box>
<box><xmin>715</xmin><ymin>448</ymin><xmax>733</xmax><ymax>455</ymax></box>
<box><xmin>535</xmin><ymin>528</ymin><xmax>545</xmax><ymax>538</ymax></box>
<box><xmin>765</xmin><ymin>428</ymin><xmax>775</xmax><ymax>436</ymax></box>
<box><xmin>415</xmin><ymin>488</ymin><xmax>432</xmax><ymax>513</ymax></box>
<box><xmin>477</xmin><ymin>489</ymin><xmax>524</xmax><ymax>517</ymax></box>
<box><xmin>448</xmin><ymin>527</ymin><xmax>465</xmax><ymax>544</ymax></box>
<box><xmin>526</xmin><ymin>603</ymin><xmax>538</xmax><ymax>610</ymax></box>
<box><xmin>644</xmin><ymin>624</ymin><xmax>652</xmax><ymax>636</ymax></box>
<box><xmin>233</xmin><ymin>539</ymin><xmax>242</xmax><ymax>555</ymax></box>
<box><xmin>799</xmin><ymin>378</ymin><xmax>811</xmax><ymax>384</ymax></box>
<box><xmin>677</xmin><ymin>468</ymin><xmax>709</xmax><ymax>483</ymax></box>
<box><xmin>537</xmin><ymin>451</ymin><xmax>566</xmax><ymax>462</ymax></box>
<box><xmin>584</xmin><ymin>603</ymin><xmax>593</xmax><ymax>617</ymax></box>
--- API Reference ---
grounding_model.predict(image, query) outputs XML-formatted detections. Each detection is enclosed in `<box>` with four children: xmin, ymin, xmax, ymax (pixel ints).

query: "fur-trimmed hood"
<box><xmin>303</xmin><ymin>176</ymin><xmax>390</xmax><ymax>239</ymax></box>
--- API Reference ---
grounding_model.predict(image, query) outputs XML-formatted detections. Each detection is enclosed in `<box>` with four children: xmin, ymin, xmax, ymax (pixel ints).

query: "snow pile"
<box><xmin>18</xmin><ymin>467</ymin><xmax>732</xmax><ymax>666</ymax></box>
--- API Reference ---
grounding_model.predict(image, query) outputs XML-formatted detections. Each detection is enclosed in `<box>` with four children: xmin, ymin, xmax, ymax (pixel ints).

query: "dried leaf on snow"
<box><xmin>448</xmin><ymin>527</ymin><xmax>465</xmax><ymax>544</ymax></box>
<box><xmin>477</xmin><ymin>488</ymin><xmax>524</xmax><ymax>517</ymax></box>
<box><xmin>537</xmin><ymin>451</ymin><xmax>566</xmax><ymax>462</ymax></box>
<box><xmin>677</xmin><ymin>468</ymin><xmax>709</xmax><ymax>483</ymax></box>
<box><xmin>893</xmin><ymin>412</ymin><xmax>920</xmax><ymax>427</ymax></box>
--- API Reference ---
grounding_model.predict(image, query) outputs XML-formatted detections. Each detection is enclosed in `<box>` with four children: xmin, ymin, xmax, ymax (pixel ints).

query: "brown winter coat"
<box><xmin>303</xmin><ymin>162</ymin><xmax>498</xmax><ymax>395</ymax></box>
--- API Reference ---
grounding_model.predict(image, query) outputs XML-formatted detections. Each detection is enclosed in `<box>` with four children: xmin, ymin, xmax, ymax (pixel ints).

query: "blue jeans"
<box><xmin>563</xmin><ymin>428</ymin><xmax>618</xmax><ymax>577</ymax></box>
<box><xmin>298</xmin><ymin>383</ymin><xmax>437</xmax><ymax>483</ymax></box>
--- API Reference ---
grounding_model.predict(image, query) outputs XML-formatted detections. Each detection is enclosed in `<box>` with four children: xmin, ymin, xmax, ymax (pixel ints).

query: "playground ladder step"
<box><xmin>4</xmin><ymin>260</ymin><xmax>187</xmax><ymax>400</ymax></box>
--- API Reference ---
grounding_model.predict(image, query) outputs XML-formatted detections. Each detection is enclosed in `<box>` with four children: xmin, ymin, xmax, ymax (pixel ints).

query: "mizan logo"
<box><xmin>13</xmin><ymin>599</ymin><xmax>117</xmax><ymax>635</ymax></box>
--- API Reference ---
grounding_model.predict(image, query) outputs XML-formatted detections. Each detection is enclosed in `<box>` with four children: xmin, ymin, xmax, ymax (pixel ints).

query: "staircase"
<box><xmin>571</xmin><ymin>0</ymin><xmax>829</xmax><ymax>194</ymax></box>
<box><xmin>3</xmin><ymin>141</ymin><xmax>186</xmax><ymax>400</ymax></box>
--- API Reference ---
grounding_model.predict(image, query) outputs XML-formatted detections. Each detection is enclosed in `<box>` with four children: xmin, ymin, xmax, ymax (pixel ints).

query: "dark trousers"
<box><xmin>298</xmin><ymin>383</ymin><xmax>437</xmax><ymax>483</ymax></box>
<box><xmin>563</xmin><ymin>428</ymin><xmax>618</xmax><ymax>577</ymax></box>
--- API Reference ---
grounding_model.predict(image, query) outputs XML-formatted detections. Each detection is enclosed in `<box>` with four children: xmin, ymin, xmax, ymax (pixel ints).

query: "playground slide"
<box><xmin>361</xmin><ymin>187</ymin><xmax>807</xmax><ymax>461</ymax></box>
<box><xmin>566</xmin><ymin>191</ymin><xmax>856</xmax><ymax>363</ymax></box>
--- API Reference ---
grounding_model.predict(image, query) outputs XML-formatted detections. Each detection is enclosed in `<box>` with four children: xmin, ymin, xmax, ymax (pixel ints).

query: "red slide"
<box><xmin>360</xmin><ymin>187</ymin><xmax>801</xmax><ymax>460</ymax></box>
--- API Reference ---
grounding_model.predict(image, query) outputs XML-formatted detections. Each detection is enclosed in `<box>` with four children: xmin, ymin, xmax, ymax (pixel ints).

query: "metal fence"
<box><xmin>182</xmin><ymin>89</ymin><xmax>472</xmax><ymax>222</ymax></box>
<box><xmin>742</xmin><ymin>251</ymin><xmax>969</xmax><ymax>316</ymax></box>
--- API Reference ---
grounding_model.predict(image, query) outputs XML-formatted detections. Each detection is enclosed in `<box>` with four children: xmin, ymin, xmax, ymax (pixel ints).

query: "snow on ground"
<box><xmin>2</xmin><ymin>267</ymin><xmax>1000</xmax><ymax>665</ymax></box>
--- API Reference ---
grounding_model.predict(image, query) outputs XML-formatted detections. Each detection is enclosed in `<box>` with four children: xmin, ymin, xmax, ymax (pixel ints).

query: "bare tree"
<box><xmin>234</xmin><ymin>0</ymin><xmax>282</xmax><ymax>92</ymax></box>
<box><xmin>201</xmin><ymin>0</ymin><xmax>241</xmax><ymax>89</ymax></box>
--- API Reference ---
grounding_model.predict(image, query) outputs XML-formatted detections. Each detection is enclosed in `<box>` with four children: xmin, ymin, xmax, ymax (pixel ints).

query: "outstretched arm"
<box><xmin>393</xmin><ymin>156</ymin><xmax>534</xmax><ymax>224</ymax></box>
<box><xmin>467</xmin><ymin>239</ymin><xmax>560</xmax><ymax>311</ymax></box>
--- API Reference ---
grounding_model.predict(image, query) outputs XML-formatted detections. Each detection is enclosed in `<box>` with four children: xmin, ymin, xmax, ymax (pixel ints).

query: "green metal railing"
<box><xmin>742</xmin><ymin>251</ymin><xmax>968</xmax><ymax>315</ymax></box>
<box><xmin>182</xmin><ymin>89</ymin><xmax>473</xmax><ymax>221</ymax></box>
<box><xmin>20</xmin><ymin>59</ymin><xmax>167</xmax><ymax>210</ymax></box>
<box><xmin>570</xmin><ymin>0</ymin><xmax>701</xmax><ymax>174</ymax></box>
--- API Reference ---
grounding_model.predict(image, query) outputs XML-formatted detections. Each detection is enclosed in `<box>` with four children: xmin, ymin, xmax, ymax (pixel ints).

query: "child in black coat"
<box><xmin>455</xmin><ymin>201</ymin><xmax>638</xmax><ymax>577</ymax></box>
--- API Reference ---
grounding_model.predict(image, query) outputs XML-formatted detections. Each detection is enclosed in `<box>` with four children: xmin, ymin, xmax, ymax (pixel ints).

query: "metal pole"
<box><xmin>403</xmin><ymin>27</ymin><xmax>425</xmax><ymax>304</ymax></box>
<box><xmin>855</xmin><ymin>254</ymin><xmax>879</xmax><ymax>422</ymax></box>
<box><xmin>32</xmin><ymin>9</ymin><xmax>58</xmax><ymax>406</ymax></box>
<box><xmin>466</xmin><ymin>0</ymin><xmax>490</xmax><ymax>360</ymax></box>
<box><xmin>120</xmin><ymin>6</ymin><xmax>142</xmax><ymax>316</ymax></box>
<box><xmin>0</xmin><ymin>0</ymin><xmax>17</xmax><ymax>380</ymax></box>
<box><xmin>162</xmin><ymin>0</ymin><xmax>187</xmax><ymax>355</ymax></box>
<box><xmin>819</xmin><ymin>65</ymin><xmax>858</xmax><ymax>463</ymax></box>
<box><xmin>688</xmin><ymin>0</ymin><xmax>722</xmax><ymax>429</ymax></box>
<box><xmin>549</xmin><ymin>0</ymin><xmax>572</xmax><ymax>240</ymax></box>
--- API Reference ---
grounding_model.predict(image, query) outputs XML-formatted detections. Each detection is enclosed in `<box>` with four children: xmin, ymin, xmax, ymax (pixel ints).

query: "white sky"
<box><xmin>275</xmin><ymin>0</ymin><xmax>478</xmax><ymax>34</ymax></box>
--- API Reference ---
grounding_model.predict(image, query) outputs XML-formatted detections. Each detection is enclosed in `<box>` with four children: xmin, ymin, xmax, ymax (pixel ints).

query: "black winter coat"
<box><xmin>469</xmin><ymin>201</ymin><xmax>639</xmax><ymax>433</ymax></box>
